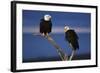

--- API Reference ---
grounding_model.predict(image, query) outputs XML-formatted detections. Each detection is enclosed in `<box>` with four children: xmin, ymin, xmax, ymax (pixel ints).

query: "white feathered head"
<box><xmin>44</xmin><ymin>14</ymin><xmax>51</xmax><ymax>21</ymax></box>
<box><xmin>64</xmin><ymin>26</ymin><xmax>70</xmax><ymax>32</ymax></box>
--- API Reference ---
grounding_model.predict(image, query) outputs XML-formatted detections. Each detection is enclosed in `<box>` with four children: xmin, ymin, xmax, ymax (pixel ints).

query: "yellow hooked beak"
<box><xmin>64</xmin><ymin>28</ymin><xmax>67</xmax><ymax>32</ymax></box>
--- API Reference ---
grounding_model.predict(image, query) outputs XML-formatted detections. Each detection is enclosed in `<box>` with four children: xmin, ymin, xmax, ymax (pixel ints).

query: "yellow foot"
<box><xmin>46</xmin><ymin>33</ymin><xmax>48</xmax><ymax>36</ymax></box>
<box><xmin>41</xmin><ymin>33</ymin><xmax>45</xmax><ymax>36</ymax></box>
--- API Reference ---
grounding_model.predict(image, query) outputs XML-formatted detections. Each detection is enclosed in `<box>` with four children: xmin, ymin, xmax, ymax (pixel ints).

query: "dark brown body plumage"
<box><xmin>65</xmin><ymin>30</ymin><xmax>79</xmax><ymax>50</ymax></box>
<box><xmin>40</xmin><ymin>19</ymin><xmax>52</xmax><ymax>35</ymax></box>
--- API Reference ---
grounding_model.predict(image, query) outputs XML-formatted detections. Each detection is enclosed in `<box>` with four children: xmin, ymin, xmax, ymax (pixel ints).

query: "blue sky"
<box><xmin>22</xmin><ymin>10</ymin><xmax>91</xmax><ymax>62</ymax></box>
<box><xmin>23</xmin><ymin>10</ymin><xmax>90</xmax><ymax>27</ymax></box>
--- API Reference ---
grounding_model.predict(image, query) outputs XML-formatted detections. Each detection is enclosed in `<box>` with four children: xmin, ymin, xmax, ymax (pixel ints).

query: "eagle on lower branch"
<box><xmin>64</xmin><ymin>26</ymin><xmax>79</xmax><ymax>60</ymax></box>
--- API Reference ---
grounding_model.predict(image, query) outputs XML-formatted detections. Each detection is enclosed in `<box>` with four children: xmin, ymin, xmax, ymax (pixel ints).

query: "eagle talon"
<box><xmin>42</xmin><ymin>33</ymin><xmax>45</xmax><ymax>36</ymax></box>
<box><xmin>46</xmin><ymin>33</ymin><xmax>48</xmax><ymax>36</ymax></box>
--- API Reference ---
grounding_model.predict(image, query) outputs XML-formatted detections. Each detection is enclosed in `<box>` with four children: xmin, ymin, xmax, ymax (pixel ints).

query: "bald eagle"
<box><xmin>40</xmin><ymin>14</ymin><xmax>52</xmax><ymax>36</ymax></box>
<box><xmin>64</xmin><ymin>26</ymin><xmax>79</xmax><ymax>60</ymax></box>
